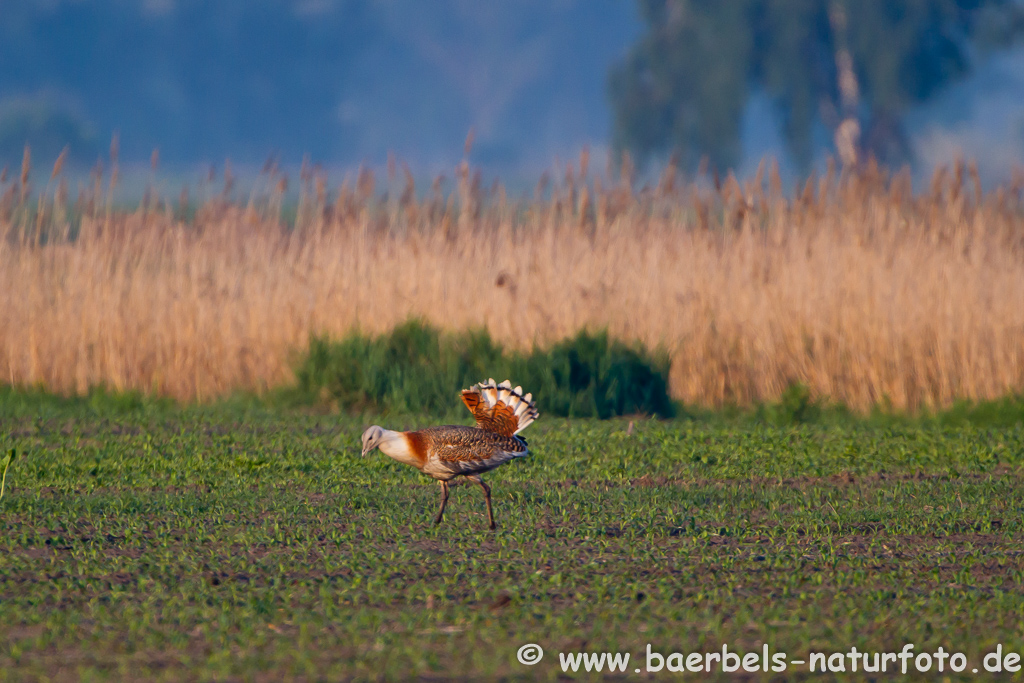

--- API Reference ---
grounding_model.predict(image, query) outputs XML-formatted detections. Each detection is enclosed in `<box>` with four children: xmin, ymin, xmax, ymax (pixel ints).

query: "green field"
<box><xmin>2</xmin><ymin>395</ymin><xmax>1024</xmax><ymax>681</ymax></box>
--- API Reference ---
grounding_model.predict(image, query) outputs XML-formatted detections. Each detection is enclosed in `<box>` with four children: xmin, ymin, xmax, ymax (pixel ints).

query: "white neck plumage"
<box><xmin>377</xmin><ymin>429</ymin><xmax>420</xmax><ymax>468</ymax></box>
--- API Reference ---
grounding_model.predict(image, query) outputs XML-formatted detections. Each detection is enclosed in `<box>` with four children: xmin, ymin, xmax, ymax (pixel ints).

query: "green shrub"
<box><xmin>757</xmin><ymin>382</ymin><xmax>821</xmax><ymax>425</ymax></box>
<box><xmin>935</xmin><ymin>395</ymin><xmax>1024</xmax><ymax>428</ymax></box>
<box><xmin>288</xmin><ymin>320</ymin><xmax>674</xmax><ymax>418</ymax></box>
<box><xmin>507</xmin><ymin>330</ymin><xmax>674</xmax><ymax>419</ymax></box>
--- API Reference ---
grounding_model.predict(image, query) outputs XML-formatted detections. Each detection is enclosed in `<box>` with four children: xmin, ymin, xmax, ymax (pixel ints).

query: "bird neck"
<box><xmin>378</xmin><ymin>430</ymin><xmax>425</xmax><ymax>469</ymax></box>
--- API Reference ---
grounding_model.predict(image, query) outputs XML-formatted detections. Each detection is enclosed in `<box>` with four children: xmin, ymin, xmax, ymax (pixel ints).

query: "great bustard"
<box><xmin>361</xmin><ymin>379</ymin><xmax>539</xmax><ymax>529</ymax></box>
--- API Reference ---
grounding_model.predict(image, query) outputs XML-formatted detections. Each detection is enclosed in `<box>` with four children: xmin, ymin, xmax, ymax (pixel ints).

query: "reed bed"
<box><xmin>1</xmin><ymin>145</ymin><xmax>1022</xmax><ymax>412</ymax></box>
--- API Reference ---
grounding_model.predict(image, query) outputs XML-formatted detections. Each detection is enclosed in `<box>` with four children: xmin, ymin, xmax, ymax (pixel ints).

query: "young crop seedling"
<box><xmin>0</xmin><ymin>448</ymin><xmax>15</xmax><ymax>502</ymax></box>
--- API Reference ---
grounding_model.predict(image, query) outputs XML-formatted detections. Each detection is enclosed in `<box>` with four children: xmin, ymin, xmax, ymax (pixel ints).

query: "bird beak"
<box><xmin>361</xmin><ymin>446</ymin><xmax>369</xmax><ymax>458</ymax></box>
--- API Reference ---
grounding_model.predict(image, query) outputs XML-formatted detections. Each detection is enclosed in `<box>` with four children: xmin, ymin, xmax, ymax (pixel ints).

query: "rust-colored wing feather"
<box><xmin>461</xmin><ymin>379</ymin><xmax>539</xmax><ymax>436</ymax></box>
<box><xmin>460</xmin><ymin>389</ymin><xmax>519</xmax><ymax>437</ymax></box>
<box><xmin>460</xmin><ymin>390</ymin><xmax>483</xmax><ymax>414</ymax></box>
<box><xmin>475</xmin><ymin>401</ymin><xmax>520</xmax><ymax>437</ymax></box>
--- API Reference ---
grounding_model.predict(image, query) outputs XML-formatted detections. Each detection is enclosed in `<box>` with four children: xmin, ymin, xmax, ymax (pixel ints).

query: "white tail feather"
<box><xmin>507</xmin><ymin>387</ymin><xmax>524</xmax><ymax>411</ymax></box>
<box><xmin>513</xmin><ymin>392</ymin><xmax>532</xmax><ymax>418</ymax></box>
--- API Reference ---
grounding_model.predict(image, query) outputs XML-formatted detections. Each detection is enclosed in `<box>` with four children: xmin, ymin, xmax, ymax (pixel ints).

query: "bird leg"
<box><xmin>475</xmin><ymin>477</ymin><xmax>496</xmax><ymax>530</ymax></box>
<box><xmin>434</xmin><ymin>480</ymin><xmax>450</xmax><ymax>526</ymax></box>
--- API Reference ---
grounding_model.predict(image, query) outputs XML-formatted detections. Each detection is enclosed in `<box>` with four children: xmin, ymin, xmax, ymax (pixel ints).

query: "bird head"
<box><xmin>361</xmin><ymin>425</ymin><xmax>386</xmax><ymax>457</ymax></box>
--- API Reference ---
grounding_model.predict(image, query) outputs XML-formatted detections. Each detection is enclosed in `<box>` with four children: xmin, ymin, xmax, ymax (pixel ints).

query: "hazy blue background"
<box><xmin>1</xmin><ymin>0</ymin><xmax>1022</xmax><ymax>186</ymax></box>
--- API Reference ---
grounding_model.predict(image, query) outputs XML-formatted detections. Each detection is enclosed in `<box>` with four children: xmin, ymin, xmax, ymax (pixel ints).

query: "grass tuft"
<box><xmin>0</xmin><ymin>383</ymin><xmax>173</xmax><ymax>419</ymax></box>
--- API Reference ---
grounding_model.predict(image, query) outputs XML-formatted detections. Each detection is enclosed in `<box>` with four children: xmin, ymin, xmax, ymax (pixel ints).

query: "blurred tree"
<box><xmin>0</xmin><ymin>98</ymin><xmax>98</xmax><ymax>165</ymax></box>
<box><xmin>609</xmin><ymin>0</ymin><xmax>1023</xmax><ymax>170</ymax></box>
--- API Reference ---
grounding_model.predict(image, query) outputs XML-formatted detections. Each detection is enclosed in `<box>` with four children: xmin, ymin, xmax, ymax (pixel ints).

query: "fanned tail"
<box><xmin>460</xmin><ymin>378</ymin><xmax>539</xmax><ymax>436</ymax></box>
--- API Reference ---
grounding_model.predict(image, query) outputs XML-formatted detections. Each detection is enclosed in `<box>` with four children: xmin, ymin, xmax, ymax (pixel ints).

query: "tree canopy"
<box><xmin>609</xmin><ymin>0</ymin><xmax>1022</xmax><ymax>170</ymax></box>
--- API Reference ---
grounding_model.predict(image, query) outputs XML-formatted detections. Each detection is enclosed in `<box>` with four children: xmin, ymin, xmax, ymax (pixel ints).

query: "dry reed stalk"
<box><xmin>0</xmin><ymin>156</ymin><xmax>1022</xmax><ymax>412</ymax></box>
